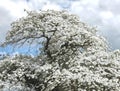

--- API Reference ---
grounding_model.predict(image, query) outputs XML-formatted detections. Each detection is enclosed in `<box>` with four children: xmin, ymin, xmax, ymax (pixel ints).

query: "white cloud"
<box><xmin>26</xmin><ymin>0</ymin><xmax>47</xmax><ymax>10</ymax></box>
<box><xmin>100</xmin><ymin>11</ymin><xmax>113</xmax><ymax>19</ymax></box>
<box><xmin>41</xmin><ymin>1</ymin><xmax>61</xmax><ymax>10</ymax></box>
<box><xmin>70</xmin><ymin>0</ymin><xmax>101</xmax><ymax>25</ymax></box>
<box><xmin>0</xmin><ymin>0</ymin><xmax>31</xmax><ymax>43</ymax></box>
<box><xmin>0</xmin><ymin>7</ymin><xmax>13</xmax><ymax>43</ymax></box>
<box><xmin>70</xmin><ymin>0</ymin><xmax>120</xmax><ymax>50</ymax></box>
<box><xmin>99</xmin><ymin>0</ymin><xmax>120</xmax><ymax>14</ymax></box>
<box><xmin>0</xmin><ymin>0</ymin><xmax>29</xmax><ymax>18</ymax></box>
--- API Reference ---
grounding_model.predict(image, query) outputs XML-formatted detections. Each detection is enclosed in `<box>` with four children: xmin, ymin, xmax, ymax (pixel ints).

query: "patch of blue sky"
<box><xmin>0</xmin><ymin>44</ymin><xmax>41</xmax><ymax>56</ymax></box>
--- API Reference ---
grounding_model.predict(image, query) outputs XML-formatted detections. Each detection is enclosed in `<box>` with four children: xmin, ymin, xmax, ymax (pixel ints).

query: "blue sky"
<box><xmin>0</xmin><ymin>0</ymin><xmax>120</xmax><ymax>55</ymax></box>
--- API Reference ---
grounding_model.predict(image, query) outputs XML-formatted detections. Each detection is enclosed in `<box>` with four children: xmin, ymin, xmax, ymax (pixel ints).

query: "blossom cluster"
<box><xmin>0</xmin><ymin>10</ymin><xmax>120</xmax><ymax>91</ymax></box>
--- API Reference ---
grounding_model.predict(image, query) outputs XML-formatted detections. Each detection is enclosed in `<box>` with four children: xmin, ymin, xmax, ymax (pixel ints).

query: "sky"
<box><xmin>0</xmin><ymin>0</ymin><xmax>120</xmax><ymax>55</ymax></box>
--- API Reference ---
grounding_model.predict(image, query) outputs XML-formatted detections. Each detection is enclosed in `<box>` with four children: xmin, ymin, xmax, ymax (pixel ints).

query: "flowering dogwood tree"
<box><xmin>0</xmin><ymin>10</ymin><xmax>120</xmax><ymax>91</ymax></box>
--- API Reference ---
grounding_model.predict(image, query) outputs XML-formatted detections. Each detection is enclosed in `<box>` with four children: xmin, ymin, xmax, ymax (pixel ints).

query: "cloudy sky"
<box><xmin>0</xmin><ymin>0</ymin><xmax>120</xmax><ymax>52</ymax></box>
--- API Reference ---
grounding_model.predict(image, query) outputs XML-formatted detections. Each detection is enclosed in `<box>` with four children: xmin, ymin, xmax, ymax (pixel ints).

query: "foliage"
<box><xmin>0</xmin><ymin>10</ymin><xmax>120</xmax><ymax>91</ymax></box>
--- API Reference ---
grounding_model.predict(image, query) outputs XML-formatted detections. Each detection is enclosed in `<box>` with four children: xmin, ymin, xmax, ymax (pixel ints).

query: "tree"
<box><xmin>0</xmin><ymin>10</ymin><xmax>120</xmax><ymax>91</ymax></box>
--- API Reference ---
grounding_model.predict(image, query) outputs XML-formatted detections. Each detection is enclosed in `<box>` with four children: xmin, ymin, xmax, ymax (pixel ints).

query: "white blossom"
<box><xmin>0</xmin><ymin>10</ymin><xmax>120</xmax><ymax>91</ymax></box>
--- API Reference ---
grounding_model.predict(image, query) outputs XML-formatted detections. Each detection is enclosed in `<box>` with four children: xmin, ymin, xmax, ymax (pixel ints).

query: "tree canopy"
<box><xmin>0</xmin><ymin>10</ymin><xmax>120</xmax><ymax>91</ymax></box>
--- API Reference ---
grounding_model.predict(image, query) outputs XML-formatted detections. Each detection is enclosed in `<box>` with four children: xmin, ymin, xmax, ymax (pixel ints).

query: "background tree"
<box><xmin>0</xmin><ymin>10</ymin><xmax>120</xmax><ymax>91</ymax></box>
